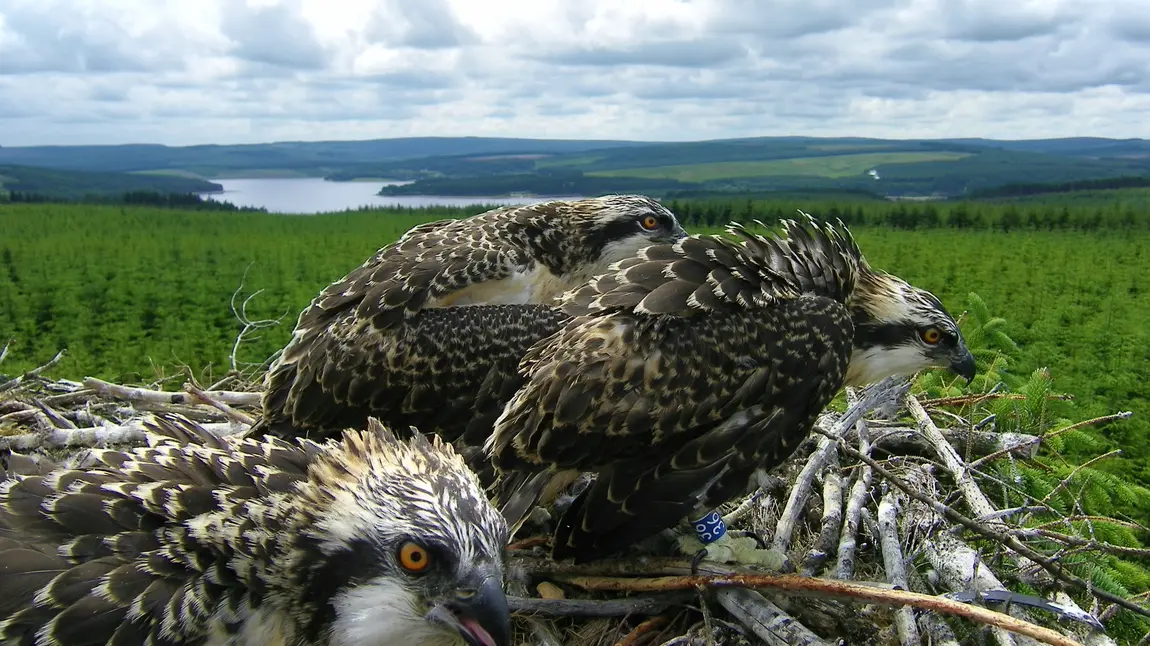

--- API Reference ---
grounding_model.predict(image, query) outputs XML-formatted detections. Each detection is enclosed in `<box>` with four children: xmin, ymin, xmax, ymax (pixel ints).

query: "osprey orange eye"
<box><xmin>920</xmin><ymin>327</ymin><xmax>943</xmax><ymax>345</ymax></box>
<box><xmin>640</xmin><ymin>215</ymin><xmax>660</xmax><ymax>230</ymax></box>
<box><xmin>398</xmin><ymin>541</ymin><xmax>431</xmax><ymax>573</ymax></box>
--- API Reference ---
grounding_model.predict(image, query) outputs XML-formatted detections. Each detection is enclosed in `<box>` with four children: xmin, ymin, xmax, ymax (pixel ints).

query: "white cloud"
<box><xmin>0</xmin><ymin>0</ymin><xmax>1147</xmax><ymax>145</ymax></box>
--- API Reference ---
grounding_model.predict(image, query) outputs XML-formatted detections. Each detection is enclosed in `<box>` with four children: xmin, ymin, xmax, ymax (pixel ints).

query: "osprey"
<box><xmin>0</xmin><ymin>415</ymin><xmax>511</xmax><ymax>646</ymax></box>
<box><xmin>487</xmin><ymin>214</ymin><xmax>977</xmax><ymax>562</ymax></box>
<box><xmin>253</xmin><ymin>194</ymin><xmax>687</xmax><ymax>441</ymax></box>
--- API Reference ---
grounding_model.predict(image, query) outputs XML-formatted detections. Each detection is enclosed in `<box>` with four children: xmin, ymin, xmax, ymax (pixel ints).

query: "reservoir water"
<box><xmin>199</xmin><ymin>177</ymin><xmax>588</xmax><ymax>214</ymax></box>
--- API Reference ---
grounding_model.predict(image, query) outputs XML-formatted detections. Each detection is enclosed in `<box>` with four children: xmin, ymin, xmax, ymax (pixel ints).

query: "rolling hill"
<box><xmin>2</xmin><ymin>136</ymin><xmax>1149</xmax><ymax>199</ymax></box>
<box><xmin>0</xmin><ymin>165</ymin><xmax>222</xmax><ymax>200</ymax></box>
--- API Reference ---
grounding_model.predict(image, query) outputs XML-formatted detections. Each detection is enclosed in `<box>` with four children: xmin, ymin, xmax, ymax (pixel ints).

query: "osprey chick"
<box><xmin>255</xmin><ymin>194</ymin><xmax>687</xmax><ymax>440</ymax></box>
<box><xmin>0</xmin><ymin>415</ymin><xmax>511</xmax><ymax>646</ymax></box>
<box><xmin>488</xmin><ymin>213</ymin><xmax>976</xmax><ymax>562</ymax></box>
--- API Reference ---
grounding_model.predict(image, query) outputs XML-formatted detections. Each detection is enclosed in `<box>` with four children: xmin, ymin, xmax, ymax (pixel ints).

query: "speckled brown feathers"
<box><xmin>255</xmin><ymin>195</ymin><xmax>686</xmax><ymax>442</ymax></box>
<box><xmin>0</xmin><ymin>415</ymin><xmax>510</xmax><ymax>646</ymax></box>
<box><xmin>559</xmin><ymin>214</ymin><xmax>863</xmax><ymax>318</ymax></box>
<box><xmin>489</xmin><ymin>213</ymin><xmax>970</xmax><ymax>562</ymax></box>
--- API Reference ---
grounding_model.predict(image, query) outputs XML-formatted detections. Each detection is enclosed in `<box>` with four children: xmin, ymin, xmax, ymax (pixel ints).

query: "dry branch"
<box><xmin>833</xmin><ymin>419</ymin><xmax>873</xmax><ymax>580</ymax></box>
<box><xmin>717</xmin><ymin>588</ymin><xmax>833</xmax><ymax>646</ymax></box>
<box><xmin>555</xmin><ymin>572</ymin><xmax>1083</xmax><ymax>646</ymax></box>
<box><xmin>82</xmin><ymin>377</ymin><xmax>260</xmax><ymax>406</ymax></box>
<box><xmin>0</xmin><ymin>349</ymin><xmax>66</xmax><ymax>393</ymax></box>
<box><xmin>507</xmin><ymin>593</ymin><xmax>692</xmax><ymax>617</ymax></box>
<box><xmin>772</xmin><ymin>377</ymin><xmax>908</xmax><ymax>553</ymax></box>
<box><xmin>0</xmin><ymin>420</ymin><xmax>246</xmax><ymax>451</ymax></box>
<box><xmin>878</xmin><ymin>489</ymin><xmax>919</xmax><ymax>646</ymax></box>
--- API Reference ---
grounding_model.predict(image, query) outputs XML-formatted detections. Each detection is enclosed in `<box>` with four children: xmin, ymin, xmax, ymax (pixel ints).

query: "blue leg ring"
<box><xmin>691</xmin><ymin>510</ymin><xmax>727</xmax><ymax>544</ymax></box>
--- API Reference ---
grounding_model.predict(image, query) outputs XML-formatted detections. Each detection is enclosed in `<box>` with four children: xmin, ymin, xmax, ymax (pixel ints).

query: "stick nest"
<box><xmin>0</xmin><ymin>351</ymin><xmax>1141</xmax><ymax>646</ymax></box>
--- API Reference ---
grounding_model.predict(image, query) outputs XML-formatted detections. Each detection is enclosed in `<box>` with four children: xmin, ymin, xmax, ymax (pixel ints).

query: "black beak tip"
<box><xmin>952</xmin><ymin>351</ymin><xmax>977</xmax><ymax>384</ymax></box>
<box><xmin>451</xmin><ymin>577</ymin><xmax>512</xmax><ymax>646</ymax></box>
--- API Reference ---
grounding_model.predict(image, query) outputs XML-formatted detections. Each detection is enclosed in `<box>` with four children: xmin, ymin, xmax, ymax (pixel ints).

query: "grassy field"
<box><xmin>588</xmin><ymin>152</ymin><xmax>974</xmax><ymax>182</ymax></box>
<box><xmin>1</xmin><ymin>201</ymin><xmax>1148</xmax><ymax>474</ymax></box>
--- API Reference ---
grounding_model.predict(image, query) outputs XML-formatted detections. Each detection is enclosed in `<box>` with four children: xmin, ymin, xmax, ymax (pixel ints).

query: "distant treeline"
<box><xmin>969</xmin><ymin>175</ymin><xmax>1150</xmax><ymax>199</ymax></box>
<box><xmin>1</xmin><ymin>190</ymin><xmax>264</xmax><ymax>212</ymax></box>
<box><xmin>669</xmin><ymin>196</ymin><xmax>1150</xmax><ymax>231</ymax></box>
<box><xmin>377</xmin><ymin>169</ymin><xmax>694</xmax><ymax>196</ymax></box>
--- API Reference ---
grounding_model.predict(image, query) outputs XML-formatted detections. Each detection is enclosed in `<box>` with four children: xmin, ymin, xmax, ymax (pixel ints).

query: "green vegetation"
<box><xmin>1</xmin><ymin>197</ymin><xmax>1147</xmax><ymax>481</ymax></box>
<box><xmin>2</xmin><ymin>191</ymin><xmax>1149</xmax><ymax>638</ymax></box>
<box><xmin>0</xmin><ymin>165</ymin><xmax>221</xmax><ymax>200</ymax></box>
<box><xmin>911</xmin><ymin>299</ymin><xmax>1150</xmax><ymax>641</ymax></box>
<box><xmin>589</xmin><ymin>152</ymin><xmax>972</xmax><ymax>182</ymax></box>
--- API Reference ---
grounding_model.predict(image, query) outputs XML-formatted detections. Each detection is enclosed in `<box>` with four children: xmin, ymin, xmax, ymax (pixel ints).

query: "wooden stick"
<box><xmin>716</xmin><ymin>588</ymin><xmax>833</xmax><ymax>646</ymax></box>
<box><xmin>878</xmin><ymin>489</ymin><xmax>919</xmax><ymax>646</ymax></box>
<box><xmin>869</xmin><ymin>426</ymin><xmax>1041</xmax><ymax>460</ymax></box>
<box><xmin>829</xmin><ymin>433</ymin><xmax>1150</xmax><ymax>621</ymax></box>
<box><xmin>800</xmin><ymin>452</ymin><xmax>843</xmax><ymax>576</ymax></box>
<box><xmin>772</xmin><ymin>377</ymin><xmax>907</xmax><ymax>553</ymax></box>
<box><xmin>918</xmin><ymin>393</ymin><xmax>1073</xmax><ymax>407</ymax></box>
<box><xmin>0</xmin><ymin>349</ymin><xmax>66</xmax><ymax>393</ymax></box>
<box><xmin>554</xmin><ymin>573</ymin><xmax>1083</xmax><ymax>646</ymax></box>
<box><xmin>616</xmin><ymin>617</ymin><xmax>672</xmax><ymax>646</ymax></box>
<box><xmin>834</xmin><ymin>419</ymin><xmax>872</xmax><ymax>580</ymax></box>
<box><xmin>81</xmin><ymin>377</ymin><xmax>261</xmax><ymax>407</ymax></box>
<box><xmin>183</xmin><ymin>383</ymin><xmax>256</xmax><ymax>425</ymax></box>
<box><xmin>507</xmin><ymin>593</ymin><xmax>692</xmax><ymax>617</ymax></box>
<box><xmin>0</xmin><ymin>419</ymin><xmax>245</xmax><ymax>451</ymax></box>
<box><xmin>970</xmin><ymin>412</ymin><xmax>1133</xmax><ymax>470</ymax></box>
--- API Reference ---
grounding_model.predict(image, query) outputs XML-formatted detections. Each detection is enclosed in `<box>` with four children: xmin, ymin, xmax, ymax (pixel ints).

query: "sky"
<box><xmin>1</xmin><ymin>0</ymin><xmax>1148</xmax><ymax>146</ymax></box>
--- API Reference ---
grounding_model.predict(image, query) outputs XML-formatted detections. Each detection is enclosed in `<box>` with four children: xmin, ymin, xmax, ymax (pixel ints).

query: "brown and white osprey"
<box><xmin>487</xmin><ymin>214</ymin><xmax>977</xmax><ymax>562</ymax></box>
<box><xmin>0</xmin><ymin>415</ymin><xmax>511</xmax><ymax>646</ymax></box>
<box><xmin>253</xmin><ymin>195</ymin><xmax>687</xmax><ymax>442</ymax></box>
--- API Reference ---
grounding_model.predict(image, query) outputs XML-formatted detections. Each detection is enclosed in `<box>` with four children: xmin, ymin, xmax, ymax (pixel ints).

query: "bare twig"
<box><xmin>0</xmin><ymin>419</ymin><xmax>246</xmax><ymax>451</ymax></box>
<box><xmin>772</xmin><ymin>377</ymin><xmax>908</xmax><ymax>553</ymax></box>
<box><xmin>507</xmin><ymin>594</ymin><xmax>691</xmax><ymax>617</ymax></box>
<box><xmin>800</xmin><ymin>453</ymin><xmax>843</xmax><ymax>576</ymax></box>
<box><xmin>555</xmin><ymin>573</ymin><xmax>1083</xmax><ymax>646</ymax></box>
<box><xmin>828</xmin><ymin>433</ymin><xmax>1150</xmax><ymax>621</ymax></box>
<box><xmin>182</xmin><ymin>383</ymin><xmax>256</xmax><ymax>426</ymax></box>
<box><xmin>0</xmin><ymin>349</ymin><xmax>66</xmax><ymax>393</ymax></box>
<box><xmin>919</xmin><ymin>393</ymin><xmax>1073</xmax><ymax>407</ymax></box>
<box><xmin>228</xmin><ymin>263</ymin><xmax>290</xmax><ymax>373</ymax></box>
<box><xmin>878</xmin><ymin>489</ymin><xmax>919</xmax><ymax>646</ymax></box>
<box><xmin>82</xmin><ymin>377</ymin><xmax>260</xmax><ymax>407</ymax></box>
<box><xmin>970</xmin><ymin>412</ymin><xmax>1134</xmax><ymax>470</ymax></box>
<box><xmin>869</xmin><ymin>426</ymin><xmax>1041</xmax><ymax>461</ymax></box>
<box><xmin>716</xmin><ymin>588</ymin><xmax>833</xmax><ymax>646</ymax></box>
<box><xmin>833</xmin><ymin>419</ymin><xmax>873</xmax><ymax>580</ymax></box>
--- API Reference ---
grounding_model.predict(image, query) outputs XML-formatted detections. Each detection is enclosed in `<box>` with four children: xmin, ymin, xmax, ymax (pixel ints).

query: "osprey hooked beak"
<box><xmin>427</xmin><ymin>570</ymin><xmax>512</xmax><ymax>646</ymax></box>
<box><xmin>948</xmin><ymin>345</ymin><xmax>977</xmax><ymax>384</ymax></box>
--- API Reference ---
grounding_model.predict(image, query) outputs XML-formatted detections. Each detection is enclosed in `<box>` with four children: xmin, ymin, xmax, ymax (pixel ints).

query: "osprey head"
<box><xmin>567</xmin><ymin>194</ymin><xmax>688</xmax><ymax>267</ymax></box>
<box><xmin>845</xmin><ymin>267</ymin><xmax>976</xmax><ymax>387</ymax></box>
<box><xmin>294</xmin><ymin>420</ymin><xmax>511</xmax><ymax>646</ymax></box>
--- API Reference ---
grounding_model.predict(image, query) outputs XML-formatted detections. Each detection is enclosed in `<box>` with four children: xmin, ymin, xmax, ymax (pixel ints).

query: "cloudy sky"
<box><xmin>1</xmin><ymin>0</ymin><xmax>1148</xmax><ymax>146</ymax></box>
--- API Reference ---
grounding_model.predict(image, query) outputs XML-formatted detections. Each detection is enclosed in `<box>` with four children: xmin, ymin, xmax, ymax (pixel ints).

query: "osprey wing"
<box><xmin>0</xmin><ymin>415</ymin><xmax>318</xmax><ymax>646</ymax></box>
<box><xmin>559</xmin><ymin>215</ymin><xmax>861</xmax><ymax>318</ymax></box>
<box><xmin>489</xmin><ymin>227</ymin><xmax>855</xmax><ymax>560</ymax></box>
<box><xmin>260</xmin><ymin>304</ymin><xmax>570</xmax><ymax>448</ymax></box>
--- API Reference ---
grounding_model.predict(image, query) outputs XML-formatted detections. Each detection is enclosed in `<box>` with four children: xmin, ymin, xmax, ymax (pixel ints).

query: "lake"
<box><xmin>199</xmin><ymin>178</ymin><xmax>588</xmax><ymax>214</ymax></box>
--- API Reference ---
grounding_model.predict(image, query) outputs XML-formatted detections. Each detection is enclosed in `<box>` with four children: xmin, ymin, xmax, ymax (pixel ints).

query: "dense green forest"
<box><xmin>0</xmin><ymin>165</ymin><xmax>221</xmax><ymax>200</ymax></box>
<box><xmin>1</xmin><ymin>197</ymin><xmax>1147</xmax><ymax>485</ymax></box>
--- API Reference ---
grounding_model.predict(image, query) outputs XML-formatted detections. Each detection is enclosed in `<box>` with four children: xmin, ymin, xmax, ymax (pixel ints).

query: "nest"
<box><xmin>0</xmin><ymin>349</ymin><xmax>1140</xmax><ymax>646</ymax></box>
